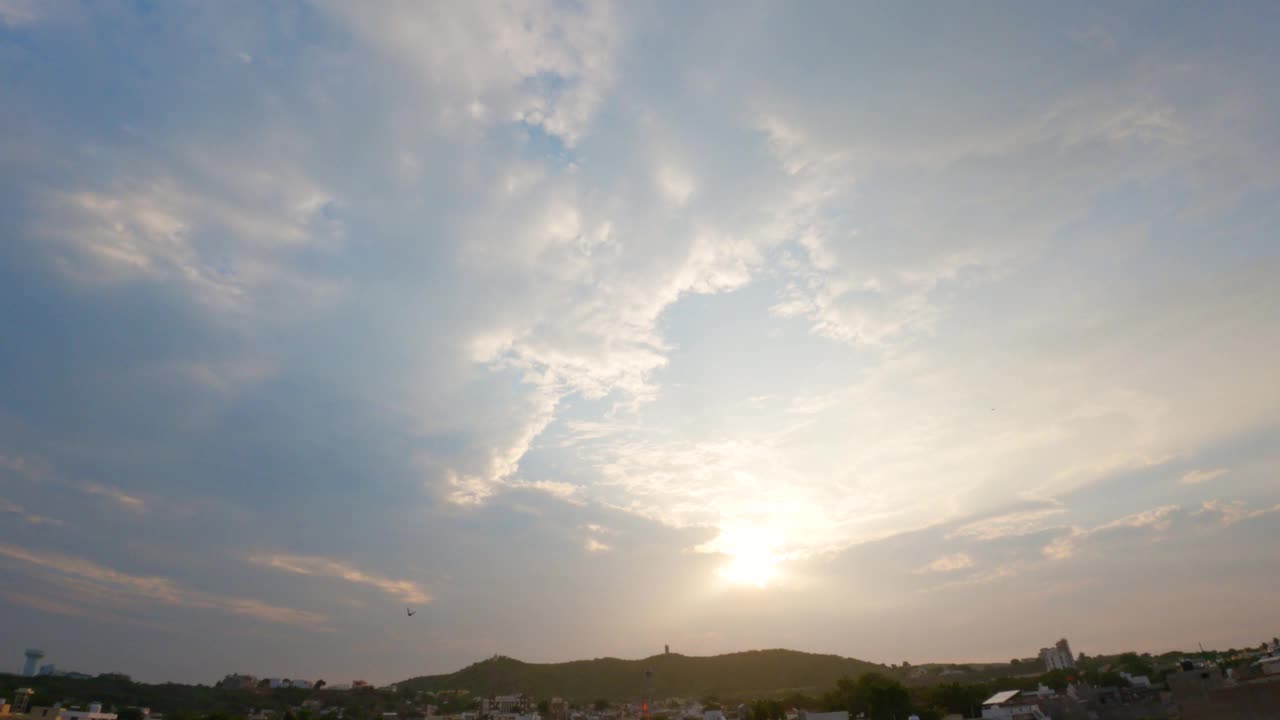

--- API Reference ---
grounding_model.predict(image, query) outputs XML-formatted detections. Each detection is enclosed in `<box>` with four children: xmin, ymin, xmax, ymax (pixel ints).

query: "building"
<box><xmin>1037</xmin><ymin>639</ymin><xmax>1074</xmax><ymax>671</ymax></box>
<box><xmin>979</xmin><ymin>691</ymin><xmax>1047</xmax><ymax>720</ymax></box>
<box><xmin>36</xmin><ymin>665</ymin><xmax>56</xmax><ymax>677</ymax></box>
<box><xmin>61</xmin><ymin>703</ymin><xmax>118</xmax><ymax>720</ymax></box>
<box><xmin>1168</xmin><ymin>664</ymin><xmax>1280</xmax><ymax>719</ymax></box>
<box><xmin>22</xmin><ymin>651</ymin><xmax>44</xmax><ymax>678</ymax></box>
<box><xmin>16</xmin><ymin>705</ymin><xmax>117</xmax><ymax>720</ymax></box>
<box><xmin>481</xmin><ymin>697</ymin><xmax>524</xmax><ymax>716</ymax></box>
<box><xmin>13</xmin><ymin>690</ymin><xmax>35</xmax><ymax>714</ymax></box>
<box><xmin>1119</xmin><ymin>671</ymin><xmax>1151</xmax><ymax>687</ymax></box>
<box><xmin>798</xmin><ymin>713</ymin><xmax>847</xmax><ymax>720</ymax></box>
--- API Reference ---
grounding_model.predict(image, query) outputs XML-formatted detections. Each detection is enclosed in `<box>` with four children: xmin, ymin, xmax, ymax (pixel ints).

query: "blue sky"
<box><xmin>2</xmin><ymin>0</ymin><xmax>1279</xmax><ymax>684</ymax></box>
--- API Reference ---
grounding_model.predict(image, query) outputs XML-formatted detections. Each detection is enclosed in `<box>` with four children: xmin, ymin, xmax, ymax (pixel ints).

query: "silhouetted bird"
<box><xmin>406</xmin><ymin>608</ymin><xmax>416</xmax><ymax>616</ymax></box>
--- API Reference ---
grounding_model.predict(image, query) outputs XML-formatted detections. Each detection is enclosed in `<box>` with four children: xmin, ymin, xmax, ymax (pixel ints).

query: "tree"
<box><xmin>314</xmin><ymin>680</ymin><xmax>327</xmax><ymax>691</ymax></box>
<box><xmin>927</xmin><ymin>683</ymin><xmax>987</xmax><ymax>716</ymax></box>
<box><xmin>824</xmin><ymin>673</ymin><xmax>913</xmax><ymax>720</ymax></box>
<box><xmin>1115</xmin><ymin>653</ymin><xmax>1153</xmax><ymax>678</ymax></box>
<box><xmin>1039</xmin><ymin>670</ymin><xmax>1071</xmax><ymax>692</ymax></box>
<box><xmin>117</xmin><ymin>710</ymin><xmax>145</xmax><ymax>720</ymax></box>
<box><xmin>593</xmin><ymin>700</ymin><xmax>610</xmax><ymax>712</ymax></box>
<box><xmin>537</xmin><ymin>701</ymin><xmax>550</xmax><ymax>716</ymax></box>
<box><xmin>748</xmin><ymin>699</ymin><xmax>784</xmax><ymax>720</ymax></box>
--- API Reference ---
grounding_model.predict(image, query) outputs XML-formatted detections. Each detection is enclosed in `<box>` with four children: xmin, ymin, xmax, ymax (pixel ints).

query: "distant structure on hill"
<box><xmin>1038</xmin><ymin>638</ymin><xmax>1075</xmax><ymax>672</ymax></box>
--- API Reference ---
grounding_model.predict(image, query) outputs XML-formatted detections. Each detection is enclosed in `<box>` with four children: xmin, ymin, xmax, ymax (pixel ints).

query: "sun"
<box><xmin>718</xmin><ymin>549</ymin><xmax>779</xmax><ymax>588</ymax></box>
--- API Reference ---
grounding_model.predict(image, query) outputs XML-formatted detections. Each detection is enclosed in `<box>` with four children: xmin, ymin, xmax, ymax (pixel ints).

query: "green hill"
<box><xmin>395</xmin><ymin>649</ymin><xmax>889</xmax><ymax>702</ymax></box>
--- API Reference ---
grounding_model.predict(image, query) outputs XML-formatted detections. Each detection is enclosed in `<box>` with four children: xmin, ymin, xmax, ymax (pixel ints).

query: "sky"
<box><xmin>1</xmin><ymin>0</ymin><xmax>1279</xmax><ymax>686</ymax></box>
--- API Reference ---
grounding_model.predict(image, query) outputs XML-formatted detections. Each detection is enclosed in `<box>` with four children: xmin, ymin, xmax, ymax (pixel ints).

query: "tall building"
<box><xmin>1038</xmin><ymin>638</ymin><xmax>1075</xmax><ymax>671</ymax></box>
<box><xmin>23</xmin><ymin>649</ymin><xmax>45</xmax><ymax>677</ymax></box>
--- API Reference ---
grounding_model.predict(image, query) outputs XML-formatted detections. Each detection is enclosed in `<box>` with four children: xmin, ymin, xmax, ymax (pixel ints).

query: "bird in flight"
<box><xmin>406</xmin><ymin>607</ymin><xmax>416</xmax><ymax>616</ymax></box>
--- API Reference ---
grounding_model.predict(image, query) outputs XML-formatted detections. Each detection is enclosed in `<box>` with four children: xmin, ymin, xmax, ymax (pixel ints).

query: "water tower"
<box><xmin>22</xmin><ymin>649</ymin><xmax>44</xmax><ymax>677</ymax></box>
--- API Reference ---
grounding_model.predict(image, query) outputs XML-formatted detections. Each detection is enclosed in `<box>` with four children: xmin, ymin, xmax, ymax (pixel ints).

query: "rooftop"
<box><xmin>982</xmin><ymin>691</ymin><xmax>1020</xmax><ymax>706</ymax></box>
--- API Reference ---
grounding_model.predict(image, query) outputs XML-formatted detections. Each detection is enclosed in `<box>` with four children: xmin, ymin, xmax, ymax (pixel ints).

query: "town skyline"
<box><xmin>2</xmin><ymin>0</ymin><xmax>1279</xmax><ymax>689</ymax></box>
<box><xmin>7</xmin><ymin>637</ymin><xmax>1280</xmax><ymax>688</ymax></box>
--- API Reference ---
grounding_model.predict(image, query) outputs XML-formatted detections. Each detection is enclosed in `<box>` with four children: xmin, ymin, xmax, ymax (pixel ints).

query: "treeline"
<box><xmin>0</xmin><ymin>674</ymin><xmax>397</xmax><ymax>720</ymax></box>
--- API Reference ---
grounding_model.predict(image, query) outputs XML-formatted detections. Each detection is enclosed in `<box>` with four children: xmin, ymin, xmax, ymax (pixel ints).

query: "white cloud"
<box><xmin>248</xmin><ymin>553</ymin><xmax>431</xmax><ymax>605</ymax></box>
<box><xmin>0</xmin><ymin>0</ymin><xmax>39</xmax><ymax>25</ymax></box>
<box><xmin>654</xmin><ymin>160</ymin><xmax>696</xmax><ymax>206</ymax></box>
<box><xmin>948</xmin><ymin>507</ymin><xmax>1067</xmax><ymax>542</ymax></box>
<box><xmin>1097</xmin><ymin>505</ymin><xmax>1180</xmax><ymax>532</ymax></box>
<box><xmin>1194</xmin><ymin>499</ymin><xmax>1280</xmax><ymax>528</ymax></box>
<box><xmin>312</xmin><ymin>0</ymin><xmax>619</xmax><ymax>147</ymax></box>
<box><xmin>584</xmin><ymin>538</ymin><xmax>611</xmax><ymax>554</ymax></box>
<box><xmin>916</xmin><ymin>553</ymin><xmax>974</xmax><ymax>573</ymax></box>
<box><xmin>31</xmin><ymin>145</ymin><xmax>346</xmax><ymax>314</ymax></box>
<box><xmin>81</xmin><ymin>483</ymin><xmax>147</xmax><ymax>512</ymax></box>
<box><xmin>1180</xmin><ymin>468</ymin><xmax>1229</xmax><ymax>485</ymax></box>
<box><xmin>0</xmin><ymin>543</ymin><xmax>327</xmax><ymax>628</ymax></box>
<box><xmin>1043</xmin><ymin>505</ymin><xmax>1180</xmax><ymax>560</ymax></box>
<box><xmin>0</xmin><ymin>498</ymin><xmax>63</xmax><ymax>527</ymax></box>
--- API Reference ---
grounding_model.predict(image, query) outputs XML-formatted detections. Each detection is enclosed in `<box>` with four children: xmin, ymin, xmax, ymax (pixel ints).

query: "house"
<box><xmin>979</xmin><ymin>691</ymin><xmax>1047</xmax><ymax>720</ymax></box>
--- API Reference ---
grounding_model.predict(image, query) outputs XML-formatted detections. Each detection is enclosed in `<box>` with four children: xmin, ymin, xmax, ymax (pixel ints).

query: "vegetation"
<box><xmin>820</xmin><ymin>673</ymin><xmax>914</xmax><ymax>720</ymax></box>
<box><xmin>396</xmin><ymin>650</ymin><xmax>888</xmax><ymax>702</ymax></box>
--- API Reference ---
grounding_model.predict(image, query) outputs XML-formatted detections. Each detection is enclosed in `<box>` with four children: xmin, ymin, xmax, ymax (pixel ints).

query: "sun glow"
<box><xmin>713</xmin><ymin>528</ymin><xmax>781</xmax><ymax>589</ymax></box>
<box><xmin>718</xmin><ymin>550</ymin><xmax>778</xmax><ymax>588</ymax></box>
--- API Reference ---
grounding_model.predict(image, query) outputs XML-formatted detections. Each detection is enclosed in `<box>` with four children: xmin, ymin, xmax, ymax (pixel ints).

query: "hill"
<box><xmin>395</xmin><ymin>649</ymin><xmax>889</xmax><ymax>702</ymax></box>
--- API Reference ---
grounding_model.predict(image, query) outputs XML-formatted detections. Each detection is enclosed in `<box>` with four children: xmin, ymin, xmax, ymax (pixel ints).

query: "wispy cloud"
<box><xmin>1044</xmin><ymin>505</ymin><xmax>1180</xmax><ymax>560</ymax></box>
<box><xmin>0</xmin><ymin>453</ymin><xmax>30</xmax><ymax>475</ymax></box>
<box><xmin>0</xmin><ymin>497</ymin><xmax>63</xmax><ymax>526</ymax></box>
<box><xmin>1098</xmin><ymin>505</ymin><xmax>1180</xmax><ymax>532</ymax></box>
<box><xmin>0</xmin><ymin>543</ymin><xmax>327</xmax><ymax>628</ymax></box>
<box><xmin>1194</xmin><ymin>499</ymin><xmax>1280</xmax><ymax>527</ymax></box>
<box><xmin>584</xmin><ymin>538</ymin><xmax>612</xmax><ymax>553</ymax></box>
<box><xmin>1179</xmin><ymin>468</ymin><xmax>1229</xmax><ymax>485</ymax></box>
<box><xmin>924</xmin><ymin>564</ymin><xmax>1018</xmax><ymax>592</ymax></box>
<box><xmin>0</xmin><ymin>590</ymin><xmax>90</xmax><ymax>618</ymax></box>
<box><xmin>81</xmin><ymin>482</ymin><xmax>147</xmax><ymax>512</ymax></box>
<box><xmin>916</xmin><ymin>553</ymin><xmax>974</xmax><ymax>573</ymax></box>
<box><xmin>248</xmin><ymin>553</ymin><xmax>431</xmax><ymax>604</ymax></box>
<box><xmin>948</xmin><ymin>506</ymin><xmax>1067</xmax><ymax>541</ymax></box>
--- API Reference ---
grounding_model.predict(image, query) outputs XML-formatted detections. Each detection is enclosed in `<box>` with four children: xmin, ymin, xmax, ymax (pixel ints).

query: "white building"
<box><xmin>1037</xmin><ymin>639</ymin><xmax>1074</xmax><ymax>671</ymax></box>
<box><xmin>980</xmin><ymin>691</ymin><xmax>1047</xmax><ymax>720</ymax></box>
<box><xmin>702</xmin><ymin>711</ymin><xmax>724</xmax><ymax>720</ymax></box>
<box><xmin>1119</xmin><ymin>672</ymin><xmax>1151</xmax><ymax>688</ymax></box>
<box><xmin>59</xmin><ymin>703</ymin><xmax>119</xmax><ymax>720</ymax></box>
